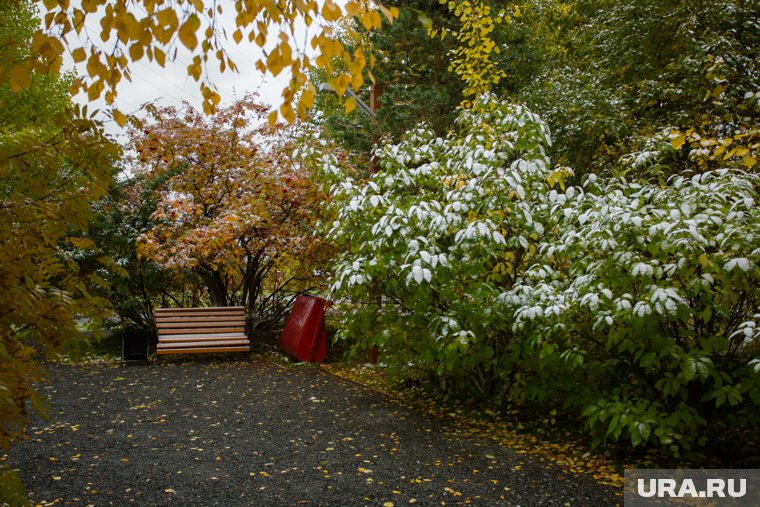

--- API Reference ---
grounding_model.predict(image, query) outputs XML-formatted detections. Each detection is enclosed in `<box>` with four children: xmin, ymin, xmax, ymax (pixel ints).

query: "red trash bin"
<box><xmin>278</xmin><ymin>295</ymin><xmax>328</xmax><ymax>363</ymax></box>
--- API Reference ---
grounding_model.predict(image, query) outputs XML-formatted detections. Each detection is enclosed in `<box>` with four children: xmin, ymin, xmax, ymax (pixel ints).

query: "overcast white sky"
<box><xmin>59</xmin><ymin>4</ymin><xmax>319</xmax><ymax>142</ymax></box>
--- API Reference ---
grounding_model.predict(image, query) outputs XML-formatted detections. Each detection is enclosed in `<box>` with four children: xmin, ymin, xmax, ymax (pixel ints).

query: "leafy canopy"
<box><xmin>508</xmin><ymin>0</ymin><xmax>759</xmax><ymax>176</ymax></box>
<box><xmin>1</xmin><ymin>0</ymin><xmax>118</xmax><ymax>498</ymax></box>
<box><xmin>5</xmin><ymin>0</ymin><xmax>399</xmax><ymax>125</ymax></box>
<box><xmin>313</xmin><ymin>0</ymin><xmax>464</xmax><ymax>157</ymax></box>
<box><xmin>89</xmin><ymin>172</ymin><xmax>208</xmax><ymax>331</ymax></box>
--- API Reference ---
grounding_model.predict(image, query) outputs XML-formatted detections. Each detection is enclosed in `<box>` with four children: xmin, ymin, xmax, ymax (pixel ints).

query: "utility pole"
<box><xmin>318</xmin><ymin>81</ymin><xmax>384</xmax><ymax>364</ymax></box>
<box><xmin>367</xmin><ymin>83</ymin><xmax>384</xmax><ymax>174</ymax></box>
<box><xmin>367</xmin><ymin>82</ymin><xmax>384</xmax><ymax>363</ymax></box>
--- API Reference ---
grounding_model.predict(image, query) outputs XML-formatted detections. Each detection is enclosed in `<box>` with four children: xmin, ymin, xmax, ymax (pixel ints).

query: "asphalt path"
<box><xmin>8</xmin><ymin>360</ymin><xmax>620</xmax><ymax>506</ymax></box>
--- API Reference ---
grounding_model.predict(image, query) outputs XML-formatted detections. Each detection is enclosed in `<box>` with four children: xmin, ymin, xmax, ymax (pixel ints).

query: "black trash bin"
<box><xmin>121</xmin><ymin>328</ymin><xmax>151</xmax><ymax>361</ymax></box>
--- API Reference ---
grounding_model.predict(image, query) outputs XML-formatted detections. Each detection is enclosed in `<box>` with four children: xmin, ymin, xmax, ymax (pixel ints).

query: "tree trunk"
<box><xmin>201</xmin><ymin>269</ymin><xmax>229</xmax><ymax>307</ymax></box>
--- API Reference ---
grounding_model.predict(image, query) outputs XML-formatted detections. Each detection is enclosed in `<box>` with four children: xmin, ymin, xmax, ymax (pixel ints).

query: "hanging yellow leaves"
<box><xmin>112</xmin><ymin>108</ymin><xmax>128</xmax><ymax>127</ymax></box>
<box><xmin>322</xmin><ymin>0</ymin><xmax>343</xmax><ymax>23</ymax></box>
<box><xmin>345</xmin><ymin>96</ymin><xmax>358</xmax><ymax>114</ymax></box>
<box><xmin>433</xmin><ymin>0</ymin><xmax>517</xmax><ymax>105</ymax></box>
<box><xmin>9</xmin><ymin>64</ymin><xmax>31</xmax><ymax>92</ymax></box>
<box><xmin>5</xmin><ymin>0</ymin><xmax>399</xmax><ymax>125</ymax></box>
<box><xmin>178</xmin><ymin>14</ymin><xmax>200</xmax><ymax>51</ymax></box>
<box><xmin>668</xmin><ymin>127</ymin><xmax>759</xmax><ymax>171</ymax></box>
<box><xmin>71</xmin><ymin>47</ymin><xmax>87</xmax><ymax>63</ymax></box>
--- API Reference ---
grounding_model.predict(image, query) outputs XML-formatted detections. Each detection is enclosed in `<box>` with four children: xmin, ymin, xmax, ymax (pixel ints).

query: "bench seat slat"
<box><xmin>159</xmin><ymin>327</ymin><xmax>245</xmax><ymax>335</ymax></box>
<box><xmin>156</xmin><ymin>306</ymin><xmax>244</xmax><ymax>312</ymax></box>
<box><xmin>160</xmin><ymin>333</ymin><xmax>248</xmax><ymax>342</ymax></box>
<box><xmin>158</xmin><ymin>339</ymin><xmax>250</xmax><ymax>348</ymax></box>
<box><xmin>156</xmin><ymin>308</ymin><xmax>245</xmax><ymax>317</ymax></box>
<box><xmin>156</xmin><ymin>346</ymin><xmax>251</xmax><ymax>355</ymax></box>
<box><xmin>156</xmin><ymin>312</ymin><xmax>245</xmax><ymax>318</ymax></box>
<box><xmin>156</xmin><ymin>321</ymin><xmax>244</xmax><ymax>329</ymax></box>
<box><xmin>155</xmin><ymin>316</ymin><xmax>246</xmax><ymax>323</ymax></box>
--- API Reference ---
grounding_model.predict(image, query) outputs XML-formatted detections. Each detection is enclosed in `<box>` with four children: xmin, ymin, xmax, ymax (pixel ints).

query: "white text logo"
<box><xmin>637</xmin><ymin>478</ymin><xmax>746</xmax><ymax>499</ymax></box>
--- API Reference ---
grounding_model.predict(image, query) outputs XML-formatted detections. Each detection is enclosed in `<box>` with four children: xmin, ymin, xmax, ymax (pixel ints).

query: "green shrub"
<box><xmin>320</xmin><ymin>96</ymin><xmax>563</xmax><ymax>402</ymax></box>
<box><xmin>517</xmin><ymin>170</ymin><xmax>760</xmax><ymax>453</ymax></box>
<box><xmin>322</xmin><ymin>96</ymin><xmax>760</xmax><ymax>454</ymax></box>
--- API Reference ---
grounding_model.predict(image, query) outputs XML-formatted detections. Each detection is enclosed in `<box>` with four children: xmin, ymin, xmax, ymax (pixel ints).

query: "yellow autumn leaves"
<box><xmin>177</xmin><ymin>13</ymin><xmax>201</xmax><ymax>51</ymax></box>
<box><xmin>434</xmin><ymin>0</ymin><xmax>519</xmax><ymax>104</ymax></box>
<box><xmin>5</xmin><ymin>0</ymin><xmax>519</xmax><ymax>129</ymax></box>
<box><xmin>6</xmin><ymin>0</ymin><xmax>400</xmax><ymax>127</ymax></box>
<box><xmin>669</xmin><ymin>127</ymin><xmax>759</xmax><ymax>170</ymax></box>
<box><xmin>6</xmin><ymin>0</ymin><xmax>525</xmax><ymax>130</ymax></box>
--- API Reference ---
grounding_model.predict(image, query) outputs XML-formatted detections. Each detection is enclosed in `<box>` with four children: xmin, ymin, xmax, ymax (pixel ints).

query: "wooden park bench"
<box><xmin>155</xmin><ymin>306</ymin><xmax>251</xmax><ymax>355</ymax></box>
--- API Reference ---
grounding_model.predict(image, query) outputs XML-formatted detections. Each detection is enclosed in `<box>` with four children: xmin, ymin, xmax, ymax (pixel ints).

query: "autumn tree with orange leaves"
<box><xmin>134</xmin><ymin>97</ymin><xmax>328</xmax><ymax>329</ymax></box>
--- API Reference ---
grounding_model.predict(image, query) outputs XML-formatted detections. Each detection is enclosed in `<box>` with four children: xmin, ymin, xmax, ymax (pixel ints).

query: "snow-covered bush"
<box><xmin>321</xmin><ymin>96</ymin><xmax>760</xmax><ymax>454</ymax></box>
<box><xmin>517</xmin><ymin>169</ymin><xmax>760</xmax><ymax>453</ymax></box>
<box><xmin>320</xmin><ymin>97</ymin><xmax>566</xmax><ymax>401</ymax></box>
